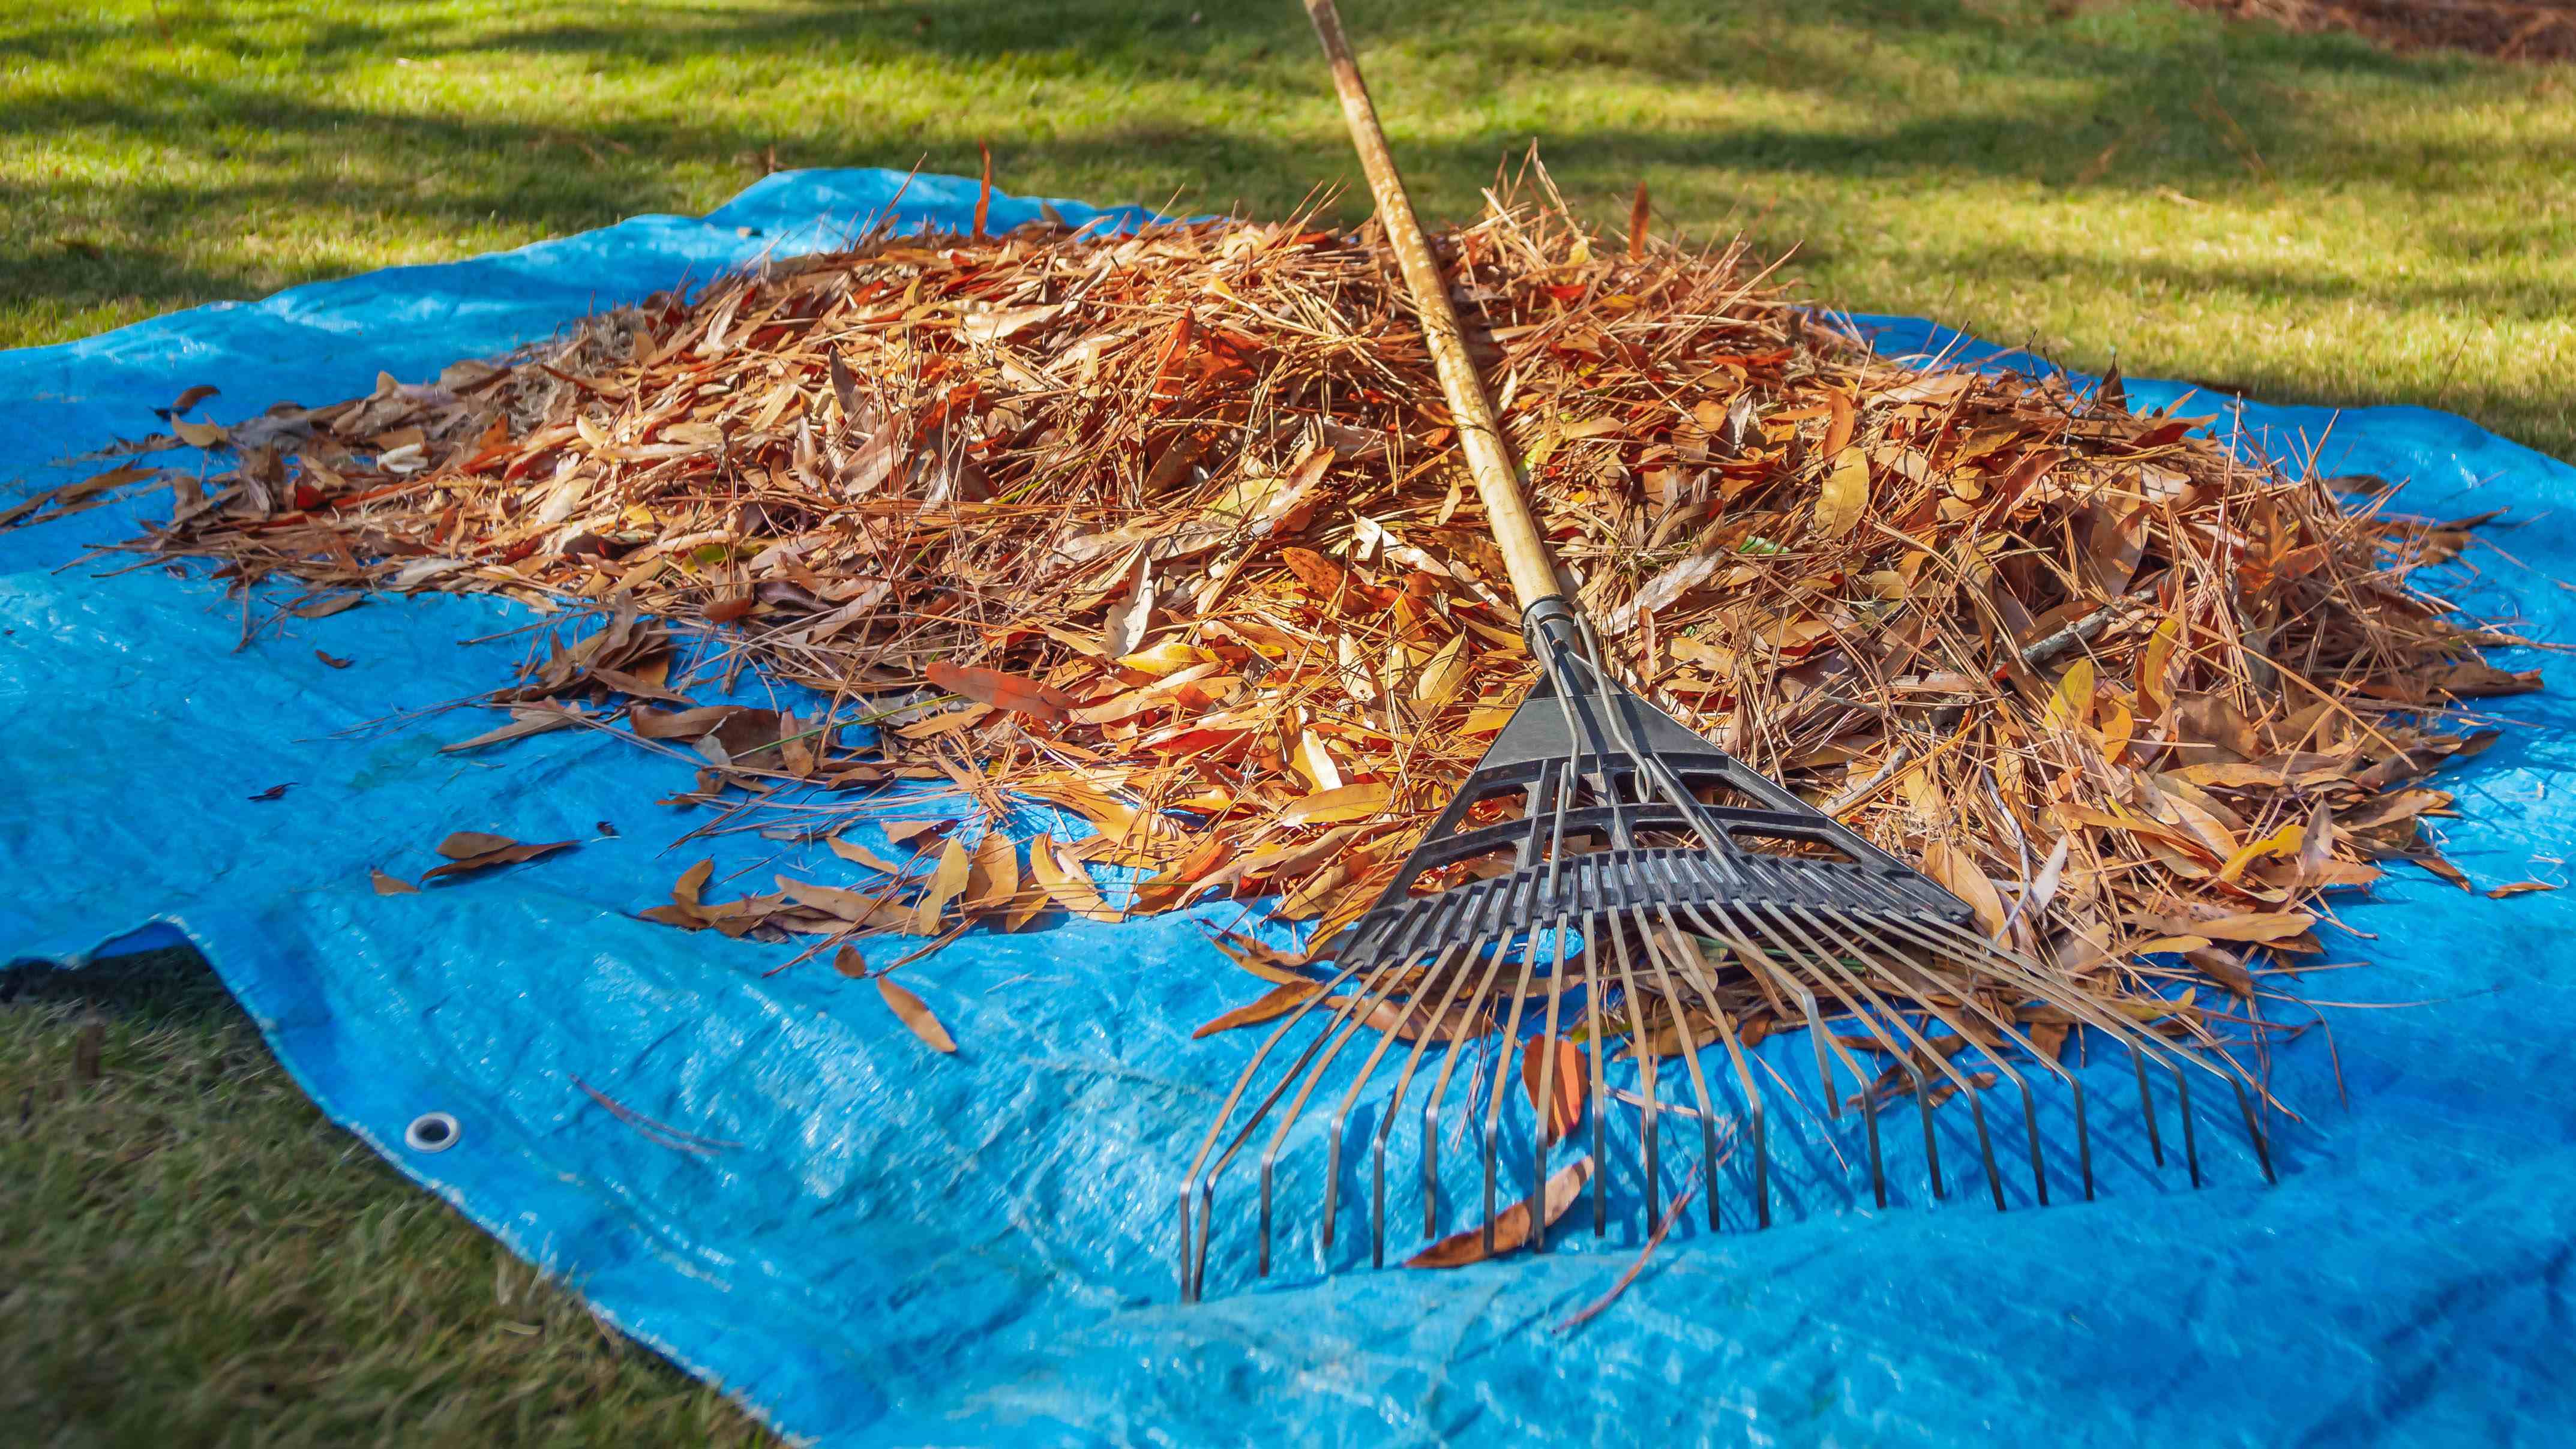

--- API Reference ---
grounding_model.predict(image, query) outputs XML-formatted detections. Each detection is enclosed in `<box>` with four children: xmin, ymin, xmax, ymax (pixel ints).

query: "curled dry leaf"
<box><xmin>1030</xmin><ymin>832</ymin><xmax>1121</xmax><ymax>922</ymax></box>
<box><xmin>1407</xmin><ymin>1155</ymin><xmax>1593</xmax><ymax>1268</ymax></box>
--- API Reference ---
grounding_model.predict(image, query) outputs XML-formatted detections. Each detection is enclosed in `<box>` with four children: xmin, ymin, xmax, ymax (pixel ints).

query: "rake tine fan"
<box><xmin>1174</xmin><ymin>0</ymin><xmax>2275</xmax><ymax>1303</ymax></box>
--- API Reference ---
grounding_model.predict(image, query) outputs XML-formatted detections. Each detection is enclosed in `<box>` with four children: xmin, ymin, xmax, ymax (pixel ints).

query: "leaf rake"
<box><xmin>1174</xmin><ymin>0</ymin><xmax>2275</xmax><ymax>1301</ymax></box>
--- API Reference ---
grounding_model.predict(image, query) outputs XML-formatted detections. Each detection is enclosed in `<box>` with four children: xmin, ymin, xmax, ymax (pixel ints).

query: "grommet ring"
<box><xmin>404</xmin><ymin>1111</ymin><xmax>461</xmax><ymax>1153</ymax></box>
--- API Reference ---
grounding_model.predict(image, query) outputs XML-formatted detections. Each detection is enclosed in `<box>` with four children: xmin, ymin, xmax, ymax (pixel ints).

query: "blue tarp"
<box><xmin>6</xmin><ymin>170</ymin><xmax>2573</xmax><ymax>1446</ymax></box>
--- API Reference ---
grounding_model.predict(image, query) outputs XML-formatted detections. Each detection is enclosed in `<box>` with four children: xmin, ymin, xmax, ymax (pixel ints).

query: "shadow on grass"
<box><xmin>5</xmin><ymin>0</ymin><xmax>2563</xmax><ymax>451</ymax></box>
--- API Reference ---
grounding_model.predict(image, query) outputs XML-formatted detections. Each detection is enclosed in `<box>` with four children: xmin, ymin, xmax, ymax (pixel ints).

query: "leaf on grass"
<box><xmin>1192</xmin><ymin>978</ymin><xmax>1324</xmax><ymax>1038</ymax></box>
<box><xmin>1407</xmin><ymin>1156</ymin><xmax>1593</xmax><ymax>1268</ymax></box>
<box><xmin>1030</xmin><ymin>832</ymin><xmax>1121</xmax><ymax>922</ymax></box>
<box><xmin>877</xmin><ymin>975</ymin><xmax>956</xmax><ymax>1053</ymax></box>
<box><xmin>421</xmin><ymin>833</ymin><xmax>575</xmax><ymax>881</ymax></box>
<box><xmin>370</xmin><ymin>868</ymin><xmax>419</xmax><ymax>895</ymax></box>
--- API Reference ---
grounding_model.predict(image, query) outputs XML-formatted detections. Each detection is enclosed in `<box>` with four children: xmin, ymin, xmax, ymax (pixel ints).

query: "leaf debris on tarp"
<box><xmin>62</xmin><ymin>164</ymin><xmax>2540</xmax><ymax>1085</ymax></box>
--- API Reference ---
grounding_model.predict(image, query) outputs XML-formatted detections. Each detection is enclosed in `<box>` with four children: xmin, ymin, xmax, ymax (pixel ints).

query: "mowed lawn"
<box><xmin>3</xmin><ymin>0</ymin><xmax>2569</xmax><ymax>1441</ymax></box>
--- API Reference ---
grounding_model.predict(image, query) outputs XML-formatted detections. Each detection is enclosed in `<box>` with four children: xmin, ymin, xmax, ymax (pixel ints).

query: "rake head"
<box><xmin>1176</xmin><ymin>601</ymin><xmax>2274</xmax><ymax>1301</ymax></box>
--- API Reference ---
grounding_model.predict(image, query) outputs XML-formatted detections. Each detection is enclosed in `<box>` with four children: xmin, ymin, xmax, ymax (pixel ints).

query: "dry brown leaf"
<box><xmin>370</xmin><ymin>868</ymin><xmax>419</xmax><ymax>896</ymax></box>
<box><xmin>914</xmin><ymin>836</ymin><xmax>971</xmax><ymax>934</ymax></box>
<box><xmin>1191</xmin><ymin>979</ymin><xmax>1325</xmax><ymax>1039</ymax></box>
<box><xmin>421</xmin><ymin>835</ymin><xmax>575</xmax><ymax>881</ymax></box>
<box><xmin>1030</xmin><ymin>832</ymin><xmax>1121</xmax><ymax>922</ymax></box>
<box><xmin>1407</xmin><ymin>1156</ymin><xmax>1593</xmax><ymax>1268</ymax></box>
<box><xmin>877</xmin><ymin>974</ymin><xmax>956</xmax><ymax>1053</ymax></box>
<box><xmin>1814</xmin><ymin>445</ymin><xmax>1869</xmax><ymax>538</ymax></box>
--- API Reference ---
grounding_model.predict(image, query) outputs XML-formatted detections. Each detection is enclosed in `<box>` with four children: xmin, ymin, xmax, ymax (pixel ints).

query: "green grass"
<box><xmin>2</xmin><ymin>0</ymin><xmax>2568</xmax><ymax>1440</ymax></box>
<box><xmin>5</xmin><ymin>0</ymin><xmax>2571</xmax><ymax>455</ymax></box>
<box><xmin>0</xmin><ymin>955</ymin><xmax>778</xmax><ymax>1445</ymax></box>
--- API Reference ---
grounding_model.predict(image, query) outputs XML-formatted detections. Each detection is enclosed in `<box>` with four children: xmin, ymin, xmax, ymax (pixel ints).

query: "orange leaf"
<box><xmin>1191</xmin><ymin>979</ymin><xmax>1324</xmax><ymax>1039</ymax></box>
<box><xmin>926</xmin><ymin>660</ymin><xmax>1078</xmax><ymax>722</ymax></box>
<box><xmin>1279</xmin><ymin>782</ymin><xmax>1390</xmax><ymax>827</ymax></box>
<box><xmin>1521</xmin><ymin>1036</ymin><xmax>1587</xmax><ymax>1144</ymax></box>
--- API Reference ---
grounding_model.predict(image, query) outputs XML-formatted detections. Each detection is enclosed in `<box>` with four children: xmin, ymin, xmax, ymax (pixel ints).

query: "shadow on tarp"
<box><xmin>5</xmin><ymin>169</ymin><xmax>2575</xmax><ymax>1446</ymax></box>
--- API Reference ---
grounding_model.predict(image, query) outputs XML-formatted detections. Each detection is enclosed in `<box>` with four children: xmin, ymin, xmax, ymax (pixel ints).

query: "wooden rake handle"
<box><xmin>1301</xmin><ymin>0</ymin><xmax>1563</xmax><ymax>615</ymax></box>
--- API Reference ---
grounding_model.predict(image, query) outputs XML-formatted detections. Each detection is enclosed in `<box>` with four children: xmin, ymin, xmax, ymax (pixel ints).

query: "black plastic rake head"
<box><xmin>1174</xmin><ymin>602</ymin><xmax>2275</xmax><ymax>1302</ymax></box>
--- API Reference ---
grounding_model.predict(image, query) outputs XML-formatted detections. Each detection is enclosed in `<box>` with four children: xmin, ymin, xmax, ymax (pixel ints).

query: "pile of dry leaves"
<box><xmin>49</xmin><ymin>175</ymin><xmax>2533</xmax><ymax>1063</ymax></box>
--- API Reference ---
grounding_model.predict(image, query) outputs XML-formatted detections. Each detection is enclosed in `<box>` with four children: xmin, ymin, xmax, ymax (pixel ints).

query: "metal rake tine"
<box><xmin>1479</xmin><ymin>920</ymin><xmax>1549</xmax><ymax>1254</ymax></box>
<box><xmin>1857</xmin><ymin>916</ymin><xmax>2056</xmax><ymax>1206</ymax></box>
<box><xmin>1415</xmin><ymin>931</ymin><xmax>1514</xmax><ymax>1238</ymax></box>
<box><xmin>1581</xmin><ymin>909</ymin><xmax>1609</xmax><ymax>1235</ymax></box>
<box><xmin>1723</xmin><ymin>910</ymin><xmax>1899</xmax><ymax>1209</ymax></box>
<box><xmin>1526</xmin><ymin>914</ymin><xmax>1576</xmax><ymax>1253</ymax></box>
<box><xmin>1605</xmin><ymin>921</ymin><xmax>1663</xmax><ymax>1227</ymax></box>
<box><xmin>2232</xmin><ymin>1076</ymin><xmax>2278</xmax><ymax>1184</ymax></box>
<box><xmin>1773</xmin><ymin>905</ymin><xmax>1959</xmax><ymax>1202</ymax></box>
<box><xmin>1325</xmin><ymin>946</ymin><xmax>1475</xmax><ymax>1268</ymax></box>
<box><xmin>1906</xmin><ymin>915</ymin><xmax>2259</xmax><ymax>1189</ymax></box>
<box><xmin>1672</xmin><ymin>904</ymin><xmax>1772</xmax><ymax>1228</ymax></box>
<box><xmin>1871</xmin><ymin>916</ymin><xmax>2095</xmax><ymax>1202</ymax></box>
<box><xmin>1368</xmin><ymin>938</ymin><xmax>1487</xmax><ymax>1269</ymax></box>
<box><xmin>1253</xmin><ymin>956</ymin><xmax>1417</xmax><ymax>1277</ymax></box>
<box><xmin>1741</xmin><ymin>907</ymin><xmax>1945</xmax><ymax>1210</ymax></box>
<box><xmin>1942</xmin><ymin>918</ymin><xmax>2263</xmax><ymax>1181</ymax></box>
<box><xmin>1178</xmin><ymin>952</ymin><xmax>1375</xmax><ymax>1300</ymax></box>
<box><xmin>1800</xmin><ymin>920</ymin><xmax>2008</xmax><ymax>1210</ymax></box>
<box><xmin>1639</xmin><ymin>904</ymin><xmax>1726</xmax><ymax>1229</ymax></box>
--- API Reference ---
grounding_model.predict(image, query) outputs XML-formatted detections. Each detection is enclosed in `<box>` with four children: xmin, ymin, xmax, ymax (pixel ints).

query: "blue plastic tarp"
<box><xmin>6</xmin><ymin>170</ymin><xmax>2574</xmax><ymax>1446</ymax></box>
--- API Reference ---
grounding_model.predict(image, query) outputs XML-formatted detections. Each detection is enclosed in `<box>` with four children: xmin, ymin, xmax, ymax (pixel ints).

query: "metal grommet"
<box><xmin>404</xmin><ymin>1111</ymin><xmax>461</xmax><ymax>1153</ymax></box>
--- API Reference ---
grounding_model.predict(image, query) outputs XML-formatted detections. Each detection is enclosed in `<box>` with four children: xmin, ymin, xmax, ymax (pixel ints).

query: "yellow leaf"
<box><xmin>2140</xmin><ymin>614</ymin><xmax>2181</xmax><ymax>716</ymax></box>
<box><xmin>1029</xmin><ymin>832</ymin><xmax>1122</xmax><ymax>922</ymax></box>
<box><xmin>1279</xmin><ymin>782</ymin><xmax>1391</xmax><ymax>827</ymax></box>
<box><xmin>1413</xmin><ymin>634</ymin><xmax>1471</xmax><ymax>707</ymax></box>
<box><xmin>171</xmin><ymin>418</ymin><xmax>230</xmax><ymax>449</ymax></box>
<box><xmin>2217</xmin><ymin>820</ymin><xmax>2303</xmax><ymax>884</ymax></box>
<box><xmin>2046</xmin><ymin>658</ymin><xmax>2097</xmax><ymax>731</ymax></box>
<box><xmin>1812</xmin><ymin>445</ymin><xmax>1869</xmax><ymax>538</ymax></box>
<box><xmin>1117</xmin><ymin>640</ymin><xmax>1217</xmax><ymax>676</ymax></box>
<box><xmin>914</xmin><ymin>836</ymin><xmax>970</xmax><ymax>934</ymax></box>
